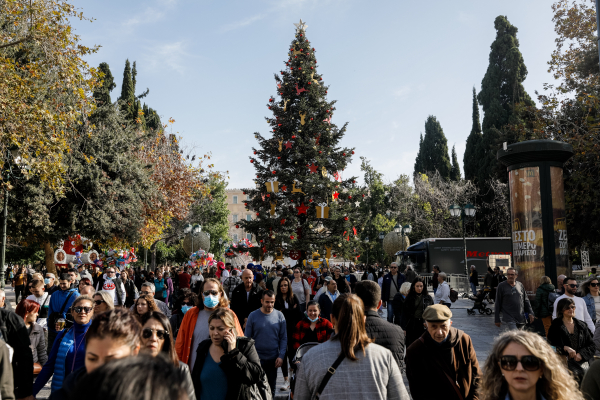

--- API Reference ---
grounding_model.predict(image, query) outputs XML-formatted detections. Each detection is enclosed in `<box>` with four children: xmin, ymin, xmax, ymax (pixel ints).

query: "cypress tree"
<box><xmin>93</xmin><ymin>62</ymin><xmax>116</xmax><ymax>106</ymax></box>
<box><xmin>413</xmin><ymin>133</ymin><xmax>424</xmax><ymax>176</ymax></box>
<box><xmin>119</xmin><ymin>59</ymin><xmax>135</xmax><ymax>121</ymax></box>
<box><xmin>476</xmin><ymin>16</ymin><xmax>534</xmax><ymax>183</ymax></box>
<box><xmin>463</xmin><ymin>87</ymin><xmax>482</xmax><ymax>182</ymax></box>
<box><xmin>414</xmin><ymin>116</ymin><xmax>451</xmax><ymax>179</ymax></box>
<box><xmin>132</xmin><ymin>61</ymin><xmax>137</xmax><ymax>93</ymax></box>
<box><xmin>450</xmin><ymin>145</ymin><xmax>461</xmax><ymax>181</ymax></box>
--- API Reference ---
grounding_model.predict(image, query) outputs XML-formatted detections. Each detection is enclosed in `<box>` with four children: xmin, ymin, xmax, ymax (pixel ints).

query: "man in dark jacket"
<box><xmin>355</xmin><ymin>280</ymin><xmax>406</xmax><ymax>371</ymax></box>
<box><xmin>230</xmin><ymin>269</ymin><xmax>262</xmax><ymax>329</ymax></box>
<box><xmin>317</xmin><ymin>278</ymin><xmax>339</xmax><ymax>322</ymax></box>
<box><xmin>0</xmin><ymin>308</ymin><xmax>34</xmax><ymax>400</ymax></box>
<box><xmin>381</xmin><ymin>263</ymin><xmax>405</xmax><ymax>323</ymax></box>
<box><xmin>405</xmin><ymin>304</ymin><xmax>480</xmax><ymax>400</ymax></box>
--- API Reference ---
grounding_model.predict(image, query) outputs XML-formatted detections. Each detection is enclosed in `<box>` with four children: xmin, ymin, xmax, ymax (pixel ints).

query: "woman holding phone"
<box><xmin>190</xmin><ymin>308</ymin><xmax>265</xmax><ymax>400</ymax></box>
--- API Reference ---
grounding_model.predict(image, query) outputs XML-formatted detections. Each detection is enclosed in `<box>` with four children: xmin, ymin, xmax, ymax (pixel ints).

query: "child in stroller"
<box><xmin>467</xmin><ymin>289</ymin><xmax>493</xmax><ymax>315</ymax></box>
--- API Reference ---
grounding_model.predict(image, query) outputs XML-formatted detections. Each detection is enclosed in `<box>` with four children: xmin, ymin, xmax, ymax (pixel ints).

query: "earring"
<box><xmin>501</xmin><ymin>374</ymin><xmax>504</xmax><ymax>377</ymax></box>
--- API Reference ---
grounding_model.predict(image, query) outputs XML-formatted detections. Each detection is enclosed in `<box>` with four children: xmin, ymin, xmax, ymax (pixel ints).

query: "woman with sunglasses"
<box><xmin>93</xmin><ymin>291</ymin><xmax>115</xmax><ymax>316</ymax></box>
<box><xmin>191</xmin><ymin>307</ymin><xmax>264</xmax><ymax>400</ymax></box>
<box><xmin>132</xmin><ymin>294</ymin><xmax>159</xmax><ymax>322</ymax></box>
<box><xmin>140</xmin><ymin>312</ymin><xmax>196</xmax><ymax>400</ymax></box>
<box><xmin>175</xmin><ymin>278</ymin><xmax>243</xmax><ymax>370</ymax></box>
<box><xmin>481</xmin><ymin>330</ymin><xmax>584</xmax><ymax>400</ymax></box>
<box><xmin>33</xmin><ymin>295</ymin><xmax>95</xmax><ymax>396</ymax></box>
<box><xmin>548</xmin><ymin>298</ymin><xmax>596</xmax><ymax>383</ymax></box>
<box><xmin>170</xmin><ymin>289</ymin><xmax>199</xmax><ymax>340</ymax></box>
<box><xmin>580</xmin><ymin>277</ymin><xmax>600</xmax><ymax>324</ymax></box>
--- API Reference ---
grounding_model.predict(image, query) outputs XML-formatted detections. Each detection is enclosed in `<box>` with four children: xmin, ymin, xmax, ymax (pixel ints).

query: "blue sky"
<box><xmin>71</xmin><ymin>0</ymin><xmax>557</xmax><ymax>189</ymax></box>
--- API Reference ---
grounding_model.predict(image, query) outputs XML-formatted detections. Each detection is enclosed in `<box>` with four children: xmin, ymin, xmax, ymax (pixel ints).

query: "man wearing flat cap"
<box><xmin>405</xmin><ymin>304</ymin><xmax>481</xmax><ymax>400</ymax></box>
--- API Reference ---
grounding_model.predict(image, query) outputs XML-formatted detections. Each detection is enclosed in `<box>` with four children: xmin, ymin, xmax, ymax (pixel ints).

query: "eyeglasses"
<box><xmin>500</xmin><ymin>355</ymin><xmax>541</xmax><ymax>371</ymax></box>
<box><xmin>203</xmin><ymin>290</ymin><xmax>219</xmax><ymax>296</ymax></box>
<box><xmin>390</xmin><ymin>267</ymin><xmax>398</xmax><ymax>269</ymax></box>
<box><xmin>567</xmin><ymin>284</ymin><xmax>578</xmax><ymax>288</ymax></box>
<box><xmin>73</xmin><ymin>306</ymin><xmax>93</xmax><ymax>314</ymax></box>
<box><xmin>142</xmin><ymin>328</ymin><xmax>168</xmax><ymax>340</ymax></box>
<box><xmin>591</xmin><ymin>283</ymin><xmax>599</xmax><ymax>287</ymax></box>
<box><xmin>181</xmin><ymin>301</ymin><xmax>192</xmax><ymax>306</ymax></box>
<box><xmin>94</xmin><ymin>300</ymin><xmax>105</xmax><ymax>306</ymax></box>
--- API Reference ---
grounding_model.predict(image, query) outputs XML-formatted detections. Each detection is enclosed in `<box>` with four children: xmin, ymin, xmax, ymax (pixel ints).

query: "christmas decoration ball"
<box><xmin>312</xmin><ymin>48</ymin><xmax>315</xmax><ymax>51</ymax></box>
<box><xmin>292</xmin><ymin>135</ymin><xmax>296</xmax><ymax>139</ymax></box>
<box><xmin>319</xmin><ymin>151</ymin><xmax>322</xmax><ymax>154</ymax></box>
<box><xmin>250</xmin><ymin>159</ymin><xmax>254</xmax><ymax>163</ymax></box>
<box><xmin>383</xmin><ymin>232</ymin><xmax>410</xmax><ymax>256</ymax></box>
<box><xmin>269</xmin><ymin>98</ymin><xmax>273</xmax><ymax>102</ymax></box>
<box><xmin>348</xmin><ymin>195</ymin><xmax>352</xmax><ymax>199</ymax></box>
<box><xmin>353</xmin><ymin>180</ymin><xmax>356</xmax><ymax>183</ymax></box>
<box><xmin>235</xmin><ymin>225</ymin><xmax>239</xmax><ymax>228</ymax></box>
<box><xmin>352</xmin><ymin>151</ymin><xmax>355</xmax><ymax>154</ymax></box>
<box><xmin>338</xmin><ymin>243</ymin><xmax>342</xmax><ymax>247</ymax></box>
<box><xmin>343</xmin><ymin>153</ymin><xmax>346</xmax><ymax>156</ymax></box>
<box><xmin>254</xmin><ymin>151</ymin><xmax>257</xmax><ymax>154</ymax></box>
<box><xmin>326</xmin><ymin>110</ymin><xmax>330</xmax><ymax>113</ymax></box>
<box><xmin>290</xmin><ymin>235</ymin><xmax>294</xmax><ymax>239</ymax></box>
<box><xmin>256</xmin><ymin>212</ymin><xmax>260</xmax><ymax>216</ymax></box>
<box><xmin>268</xmin><ymin>107</ymin><xmax>271</xmax><ymax>109</ymax></box>
<box><xmin>272</xmin><ymin>170</ymin><xmax>276</xmax><ymax>174</ymax></box>
<box><xmin>271</xmin><ymin>235</ymin><xmax>275</xmax><ymax>239</ymax></box>
<box><xmin>344</xmin><ymin>216</ymin><xmax>349</xmax><ymax>221</ymax></box>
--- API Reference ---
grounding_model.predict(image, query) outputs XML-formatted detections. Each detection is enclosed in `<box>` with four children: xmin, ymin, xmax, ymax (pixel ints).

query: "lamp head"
<box><xmin>403</xmin><ymin>224</ymin><xmax>412</xmax><ymax>234</ymax></box>
<box><xmin>449</xmin><ymin>204</ymin><xmax>461</xmax><ymax>218</ymax></box>
<box><xmin>464</xmin><ymin>204</ymin><xmax>476</xmax><ymax>218</ymax></box>
<box><xmin>393</xmin><ymin>224</ymin><xmax>401</xmax><ymax>233</ymax></box>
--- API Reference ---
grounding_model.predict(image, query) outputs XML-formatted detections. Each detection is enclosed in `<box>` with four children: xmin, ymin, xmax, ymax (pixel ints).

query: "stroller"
<box><xmin>467</xmin><ymin>289</ymin><xmax>493</xmax><ymax>315</ymax></box>
<box><xmin>289</xmin><ymin>342</ymin><xmax>320</xmax><ymax>398</ymax></box>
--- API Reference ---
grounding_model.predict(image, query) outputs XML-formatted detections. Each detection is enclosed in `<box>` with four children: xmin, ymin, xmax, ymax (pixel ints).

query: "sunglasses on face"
<box><xmin>564</xmin><ymin>305</ymin><xmax>576</xmax><ymax>311</ymax></box>
<box><xmin>181</xmin><ymin>301</ymin><xmax>192</xmax><ymax>306</ymax></box>
<box><xmin>203</xmin><ymin>290</ymin><xmax>219</xmax><ymax>296</ymax></box>
<box><xmin>500</xmin><ymin>355</ymin><xmax>541</xmax><ymax>371</ymax></box>
<box><xmin>591</xmin><ymin>282</ymin><xmax>599</xmax><ymax>287</ymax></box>
<box><xmin>142</xmin><ymin>328</ymin><xmax>168</xmax><ymax>340</ymax></box>
<box><xmin>567</xmin><ymin>284</ymin><xmax>578</xmax><ymax>288</ymax></box>
<box><xmin>390</xmin><ymin>267</ymin><xmax>398</xmax><ymax>269</ymax></box>
<box><xmin>73</xmin><ymin>306</ymin><xmax>93</xmax><ymax>314</ymax></box>
<box><xmin>94</xmin><ymin>300</ymin><xmax>105</xmax><ymax>306</ymax></box>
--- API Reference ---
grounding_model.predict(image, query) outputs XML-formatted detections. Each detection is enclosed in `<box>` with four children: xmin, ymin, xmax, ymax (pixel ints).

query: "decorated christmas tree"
<box><xmin>241</xmin><ymin>20</ymin><xmax>366</xmax><ymax>264</ymax></box>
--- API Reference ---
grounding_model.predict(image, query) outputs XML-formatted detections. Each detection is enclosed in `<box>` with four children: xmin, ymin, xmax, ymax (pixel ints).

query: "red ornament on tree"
<box><xmin>344</xmin><ymin>216</ymin><xmax>349</xmax><ymax>221</ymax></box>
<box><xmin>272</xmin><ymin>170</ymin><xmax>276</xmax><ymax>174</ymax></box>
<box><xmin>235</xmin><ymin>225</ymin><xmax>239</xmax><ymax>228</ymax></box>
<box><xmin>253</xmin><ymin>151</ymin><xmax>256</xmax><ymax>154</ymax></box>
<box><xmin>348</xmin><ymin>195</ymin><xmax>352</xmax><ymax>199</ymax></box>
<box><xmin>289</xmin><ymin>250</ymin><xmax>301</xmax><ymax>260</ymax></box>
<box><xmin>292</xmin><ymin>135</ymin><xmax>296</xmax><ymax>139</ymax></box>
<box><xmin>256</xmin><ymin>212</ymin><xmax>260</xmax><ymax>216</ymax></box>
<box><xmin>290</xmin><ymin>235</ymin><xmax>294</xmax><ymax>239</ymax></box>
<box><xmin>352</xmin><ymin>151</ymin><xmax>355</xmax><ymax>154</ymax></box>
<box><xmin>250</xmin><ymin>160</ymin><xmax>254</xmax><ymax>163</ymax></box>
<box><xmin>343</xmin><ymin>153</ymin><xmax>346</xmax><ymax>156</ymax></box>
<box><xmin>269</xmin><ymin>98</ymin><xmax>274</xmax><ymax>102</ymax></box>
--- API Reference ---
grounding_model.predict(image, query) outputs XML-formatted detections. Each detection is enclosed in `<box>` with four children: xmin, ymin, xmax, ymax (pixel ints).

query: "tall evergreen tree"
<box><xmin>119</xmin><ymin>59</ymin><xmax>135</xmax><ymax>120</ymax></box>
<box><xmin>450</xmin><ymin>145</ymin><xmax>461</xmax><ymax>181</ymax></box>
<box><xmin>463</xmin><ymin>87</ymin><xmax>482</xmax><ymax>182</ymax></box>
<box><xmin>414</xmin><ymin>133</ymin><xmax>424</xmax><ymax>177</ymax></box>
<box><xmin>413</xmin><ymin>116</ymin><xmax>451</xmax><ymax>179</ymax></box>
<box><xmin>241</xmin><ymin>21</ymin><xmax>366</xmax><ymax>262</ymax></box>
<box><xmin>476</xmin><ymin>16</ymin><xmax>534</xmax><ymax>184</ymax></box>
<box><xmin>94</xmin><ymin>63</ymin><xmax>116</xmax><ymax>106</ymax></box>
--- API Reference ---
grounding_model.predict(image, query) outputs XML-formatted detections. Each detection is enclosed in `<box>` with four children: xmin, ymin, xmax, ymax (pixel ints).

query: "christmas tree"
<box><xmin>241</xmin><ymin>20</ymin><xmax>366</xmax><ymax>264</ymax></box>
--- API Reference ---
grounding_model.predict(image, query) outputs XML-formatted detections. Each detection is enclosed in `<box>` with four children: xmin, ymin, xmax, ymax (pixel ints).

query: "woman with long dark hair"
<box><xmin>274</xmin><ymin>277</ymin><xmax>302</xmax><ymax>391</ymax></box>
<box><xmin>140</xmin><ymin>312</ymin><xmax>196</xmax><ymax>400</ymax></box>
<box><xmin>293</xmin><ymin>294</ymin><xmax>409</xmax><ymax>399</ymax></box>
<box><xmin>400</xmin><ymin>277</ymin><xmax>433</xmax><ymax>347</ymax></box>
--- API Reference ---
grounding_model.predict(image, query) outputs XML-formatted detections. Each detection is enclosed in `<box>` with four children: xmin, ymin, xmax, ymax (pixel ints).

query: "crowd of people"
<box><xmin>0</xmin><ymin>261</ymin><xmax>598</xmax><ymax>400</ymax></box>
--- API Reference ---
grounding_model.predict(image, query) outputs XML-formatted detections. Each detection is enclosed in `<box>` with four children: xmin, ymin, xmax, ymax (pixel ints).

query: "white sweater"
<box><xmin>434</xmin><ymin>281</ymin><xmax>451</xmax><ymax>304</ymax></box>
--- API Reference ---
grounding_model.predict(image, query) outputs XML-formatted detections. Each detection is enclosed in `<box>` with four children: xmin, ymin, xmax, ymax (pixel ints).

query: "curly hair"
<box><xmin>133</xmin><ymin>294</ymin><xmax>159</xmax><ymax>319</ymax></box>
<box><xmin>481</xmin><ymin>330</ymin><xmax>584</xmax><ymax>400</ymax></box>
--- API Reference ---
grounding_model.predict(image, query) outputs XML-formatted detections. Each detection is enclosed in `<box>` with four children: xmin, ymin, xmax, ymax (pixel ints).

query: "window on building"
<box><xmin>232</xmin><ymin>234</ymin><xmax>238</xmax><ymax>242</ymax></box>
<box><xmin>232</xmin><ymin>214</ymin><xmax>238</xmax><ymax>223</ymax></box>
<box><xmin>246</xmin><ymin>233</ymin><xmax>252</xmax><ymax>241</ymax></box>
<box><xmin>246</xmin><ymin>214</ymin><xmax>252</xmax><ymax>221</ymax></box>
<box><xmin>232</xmin><ymin>195</ymin><xmax>238</xmax><ymax>204</ymax></box>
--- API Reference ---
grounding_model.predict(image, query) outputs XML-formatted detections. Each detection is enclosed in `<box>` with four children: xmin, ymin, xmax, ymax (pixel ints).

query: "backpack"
<box><xmin>449</xmin><ymin>288</ymin><xmax>459</xmax><ymax>303</ymax></box>
<box><xmin>548</xmin><ymin>291</ymin><xmax>560</xmax><ymax>312</ymax></box>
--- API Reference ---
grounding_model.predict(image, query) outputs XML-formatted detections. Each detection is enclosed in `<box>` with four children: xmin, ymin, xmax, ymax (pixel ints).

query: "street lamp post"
<box><xmin>184</xmin><ymin>223</ymin><xmax>202</xmax><ymax>255</ymax></box>
<box><xmin>449</xmin><ymin>203</ymin><xmax>476</xmax><ymax>276</ymax></box>
<box><xmin>0</xmin><ymin>149</ymin><xmax>26</xmax><ymax>289</ymax></box>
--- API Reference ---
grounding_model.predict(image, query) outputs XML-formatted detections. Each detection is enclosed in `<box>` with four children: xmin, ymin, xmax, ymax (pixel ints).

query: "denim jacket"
<box><xmin>583</xmin><ymin>293</ymin><xmax>597</xmax><ymax>322</ymax></box>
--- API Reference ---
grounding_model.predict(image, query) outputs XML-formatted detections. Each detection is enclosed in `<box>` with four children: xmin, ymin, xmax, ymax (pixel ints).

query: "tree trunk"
<box><xmin>44</xmin><ymin>242</ymin><xmax>56</xmax><ymax>275</ymax></box>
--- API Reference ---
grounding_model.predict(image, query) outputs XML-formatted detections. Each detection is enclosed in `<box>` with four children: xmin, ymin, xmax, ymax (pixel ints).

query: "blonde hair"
<box><xmin>202</xmin><ymin>278</ymin><xmax>229</xmax><ymax>309</ymax></box>
<box><xmin>208</xmin><ymin>308</ymin><xmax>238</xmax><ymax>336</ymax></box>
<box><xmin>481</xmin><ymin>330</ymin><xmax>584</xmax><ymax>400</ymax></box>
<box><xmin>399</xmin><ymin>282</ymin><xmax>412</xmax><ymax>296</ymax></box>
<box><xmin>94</xmin><ymin>291</ymin><xmax>115</xmax><ymax>310</ymax></box>
<box><xmin>540</xmin><ymin>276</ymin><xmax>551</xmax><ymax>285</ymax></box>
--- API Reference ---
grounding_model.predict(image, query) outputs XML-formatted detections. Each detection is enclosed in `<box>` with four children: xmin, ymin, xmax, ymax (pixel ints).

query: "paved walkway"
<box><xmin>5</xmin><ymin>286</ymin><xmax>500</xmax><ymax>400</ymax></box>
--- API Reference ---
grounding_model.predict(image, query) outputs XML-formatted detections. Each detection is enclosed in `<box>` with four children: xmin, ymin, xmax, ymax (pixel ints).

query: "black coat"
<box><xmin>364</xmin><ymin>310</ymin><xmax>406</xmax><ymax>371</ymax></box>
<box><xmin>391</xmin><ymin>292</ymin><xmax>405</xmax><ymax>325</ymax></box>
<box><xmin>274</xmin><ymin>294</ymin><xmax>302</xmax><ymax>345</ymax></box>
<box><xmin>400</xmin><ymin>293</ymin><xmax>433</xmax><ymax>347</ymax></box>
<box><xmin>191</xmin><ymin>337</ymin><xmax>264</xmax><ymax>400</ymax></box>
<box><xmin>230</xmin><ymin>282</ymin><xmax>263</xmax><ymax>324</ymax></box>
<box><xmin>547</xmin><ymin>317</ymin><xmax>596</xmax><ymax>364</ymax></box>
<box><xmin>0</xmin><ymin>308</ymin><xmax>33</xmax><ymax>399</ymax></box>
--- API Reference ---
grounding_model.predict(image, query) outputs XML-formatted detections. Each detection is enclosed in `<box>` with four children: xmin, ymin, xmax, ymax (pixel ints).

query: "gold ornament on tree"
<box><xmin>292</xmin><ymin>180</ymin><xmax>305</xmax><ymax>194</ymax></box>
<box><xmin>265</xmin><ymin>179</ymin><xmax>279</xmax><ymax>193</ymax></box>
<box><xmin>278</xmin><ymin>139</ymin><xmax>283</xmax><ymax>152</ymax></box>
<box><xmin>299</xmin><ymin>111</ymin><xmax>307</xmax><ymax>125</ymax></box>
<box><xmin>321</xmin><ymin>166</ymin><xmax>327</xmax><ymax>177</ymax></box>
<box><xmin>283</xmin><ymin>99</ymin><xmax>289</xmax><ymax>111</ymax></box>
<box><xmin>270</xmin><ymin>201</ymin><xmax>277</xmax><ymax>216</ymax></box>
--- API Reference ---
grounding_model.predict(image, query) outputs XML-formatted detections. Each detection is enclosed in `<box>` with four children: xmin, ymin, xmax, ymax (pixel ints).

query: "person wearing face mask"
<box><xmin>140</xmin><ymin>312</ymin><xmax>196</xmax><ymax>400</ymax></box>
<box><xmin>292</xmin><ymin>301</ymin><xmax>333</xmax><ymax>350</ymax></box>
<box><xmin>26</xmin><ymin>279</ymin><xmax>51</xmax><ymax>329</ymax></box>
<box><xmin>44</xmin><ymin>273</ymin><xmax>59</xmax><ymax>295</ymax></box>
<box><xmin>170</xmin><ymin>290</ymin><xmax>199</xmax><ymax>340</ymax></box>
<box><xmin>405</xmin><ymin>304</ymin><xmax>481</xmax><ymax>400</ymax></box>
<box><xmin>47</xmin><ymin>308</ymin><xmax>142</xmax><ymax>400</ymax></box>
<box><xmin>175</xmin><ymin>278</ymin><xmax>243</xmax><ymax>371</ymax></box>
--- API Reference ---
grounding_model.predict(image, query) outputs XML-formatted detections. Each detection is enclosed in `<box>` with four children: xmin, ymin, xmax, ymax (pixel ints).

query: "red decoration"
<box><xmin>289</xmin><ymin>250</ymin><xmax>301</xmax><ymax>260</ymax></box>
<box><xmin>278</xmin><ymin>124</ymin><xmax>282</xmax><ymax>126</ymax></box>
<box><xmin>308</xmin><ymin>163</ymin><xmax>318</xmax><ymax>173</ymax></box>
<box><xmin>235</xmin><ymin>225</ymin><xmax>239</xmax><ymax>228</ymax></box>
<box><xmin>295</xmin><ymin>83</ymin><xmax>307</xmax><ymax>95</ymax></box>
<box><xmin>253</xmin><ymin>151</ymin><xmax>256</xmax><ymax>154</ymax></box>
<box><xmin>268</xmin><ymin>107</ymin><xmax>271</xmax><ymax>109</ymax></box>
<box><xmin>250</xmin><ymin>160</ymin><xmax>254</xmax><ymax>163</ymax></box>
<box><xmin>344</xmin><ymin>216</ymin><xmax>349</xmax><ymax>221</ymax></box>
<box><xmin>292</xmin><ymin>135</ymin><xmax>296</xmax><ymax>139</ymax></box>
<box><xmin>272</xmin><ymin>170</ymin><xmax>277</xmax><ymax>174</ymax></box>
<box><xmin>284</xmin><ymin>141</ymin><xmax>293</xmax><ymax>150</ymax></box>
<box><xmin>277</xmin><ymin>156</ymin><xmax>281</xmax><ymax>160</ymax></box>
<box><xmin>309</xmin><ymin>199</ymin><xmax>313</xmax><ymax>202</ymax></box>
<box><xmin>353</xmin><ymin>227</ymin><xmax>357</xmax><ymax>235</ymax></box>
<box><xmin>326</xmin><ymin>110</ymin><xmax>330</xmax><ymax>113</ymax></box>
<box><xmin>256</xmin><ymin>212</ymin><xmax>260</xmax><ymax>216</ymax></box>
<box><xmin>299</xmin><ymin>67</ymin><xmax>302</xmax><ymax>71</ymax></box>
<box><xmin>333</xmin><ymin>192</ymin><xmax>340</xmax><ymax>200</ymax></box>
<box><xmin>362</xmin><ymin>194</ymin><xmax>365</xmax><ymax>197</ymax></box>
<box><xmin>312</xmin><ymin>48</ymin><xmax>315</xmax><ymax>50</ymax></box>
<box><xmin>281</xmin><ymin>185</ymin><xmax>287</xmax><ymax>191</ymax></box>
<box><xmin>343</xmin><ymin>153</ymin><xmax>346</xmax><ymax>156</ymax></box>
<box><xmin>266</xmin><ymin>194</ymin><xmax>270</xmax><ymax>197</ymax></box>
<box><xmin>353</xmin><ymin>180</ymin><xmax>356</xmax><ymax>183</ymax></box>
<box><xmin>269</xmin><ymin>98</ymin><xmax>274</xmax><ymax>102</ymax></box>
<box><xmin>352</xmin><ymin>151</ymin><xmax>355</xmax><ymax>154</ymax></box>
<box><xmin>348</xmin><ymin>195</ymin><xmax>352</xmax><ymax>199</ymax></box>
<box><xmin>290</xmin><ymin>235</ymin><xmax>295</xmax><ymax>239</ymax></box>
<box><xmin>295</xmin><ymin>202</ymin><xmax>309</xmax><ymax>215</ymax></box>
<box><xmin>280</xmin><ymin>219</ymin><xmax>286</xmax><ymax>225</ymax></box>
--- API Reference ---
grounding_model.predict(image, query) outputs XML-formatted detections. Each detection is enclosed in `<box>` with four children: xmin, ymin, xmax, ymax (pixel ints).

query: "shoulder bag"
<box><xmin>47</xmin><ymin>291</ymin><xmax>74</xmax><ymax>330</ymax></box>
<box><xmin>312</xmin><ymin>352</ymin><xmax>346</xmax><ymax>400</ymax></box>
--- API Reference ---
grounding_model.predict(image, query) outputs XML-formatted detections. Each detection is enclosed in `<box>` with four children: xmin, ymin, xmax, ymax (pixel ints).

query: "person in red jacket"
<box><xmin>292</xmin><ymin>301</ymin><xmax>333</xmax><ymax>350</ymax></box>
<box><xmin>178</xmin><ymin>268</ymin><xmax>191</xmax><ymax>290</ymax></box>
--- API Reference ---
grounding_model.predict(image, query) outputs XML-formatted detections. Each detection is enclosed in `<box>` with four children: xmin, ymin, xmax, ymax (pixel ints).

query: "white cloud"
<box><xmin>220</xmin><ymin>14</ymin><xmax>266</xmax><ymax>33</ymax></box>
<box><xmin>144</xmin><ymin>41</ymin><xmax>192</xmax><ymax>75</ymax></box>
<box><xmin>121</xmin><ymin>0</ymin><xmax>178</xmax><ymax>31</ymax></box>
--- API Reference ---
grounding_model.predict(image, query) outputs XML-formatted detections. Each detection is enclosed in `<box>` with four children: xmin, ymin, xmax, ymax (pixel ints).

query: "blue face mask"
<box><xmin>181</xmin><ymin>305</ymin><xmax>192</xmax><ymax>314</ymax></box>
<box><xmin>203</xmin><ymin>295</ymin><xmax>219</xmax><ymax>309</ymax></box>
<box><xmin>44</xmin><ymin>278</ymin><xmax>51</xmax><ymax>285</ymax></box>
<box><xmin>307</xmin><ymin>316</ymin><xmax>319</xmax><ymax>323</ymax></box>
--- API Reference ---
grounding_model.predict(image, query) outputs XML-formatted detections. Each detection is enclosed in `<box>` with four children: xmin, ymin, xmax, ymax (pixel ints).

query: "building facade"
<box><xmin>226</xmin><ymin>188</ymin><xmax>255</xmax><ymax>243</ymax></box>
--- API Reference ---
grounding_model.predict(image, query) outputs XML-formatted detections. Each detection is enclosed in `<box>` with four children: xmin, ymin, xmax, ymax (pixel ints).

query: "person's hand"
<box><xmin>575</xmin><ymin>353</ymin><xmax>582</xmax><ymax>362</ymax></box>
<box><xmin>528</xmin><ymin>314</ymin><xmax>535</xmax><ymax>323</ymax></box>
<box><xmin>275</xmin><ymin>357</ymin><xmax>283</xmax><ymax>368</ymax></box>
<box><xmin>495</xmin><ymin>322</ymin><xmax>501</xmax><ymax>328</ymax></box>
<box><xmin>223</xmin><ymin>329</ymin><xmax>236</xmax><ymax>352</ymax></box>
<box><xmin>564</xmin><ymin>346</ymin><xmax>576</xmax><ymax>359</ymax></box>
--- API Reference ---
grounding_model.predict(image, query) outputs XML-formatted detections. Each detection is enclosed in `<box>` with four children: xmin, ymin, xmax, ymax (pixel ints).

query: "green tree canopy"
<box><xmin>413</xmin><ymin>116</ymin><xmax>451</xmax><ymax>179</ymax></box>
<box><xmin>463</xmin><ymin>87</ymin><xmax>482</xmax><ymax>182</ymax></box>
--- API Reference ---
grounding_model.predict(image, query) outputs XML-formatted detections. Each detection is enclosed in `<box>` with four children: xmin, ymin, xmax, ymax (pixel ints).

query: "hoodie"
<box><xmin>534</xmin><ymin>283</ymin><xmax>556</xmax><ymax>318</ymax></box>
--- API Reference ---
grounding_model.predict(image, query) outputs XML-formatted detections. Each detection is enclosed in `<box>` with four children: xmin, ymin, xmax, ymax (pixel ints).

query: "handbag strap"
<box><xmin>313</xmin><ymin>353</ymin><xmax>345</xmax><ymax>400</ymax></box>
<box><xmin>59</xmin><ymin>291</ymin><xmax>74</xmax><ymax>315</ymax></box>
<box><xmin>419</xmin><ymin>337</ymin><xmax>464</xmax><ymax>400</ymax></box>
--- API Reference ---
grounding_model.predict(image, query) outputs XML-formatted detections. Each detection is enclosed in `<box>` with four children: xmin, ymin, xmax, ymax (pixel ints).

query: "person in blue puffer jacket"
<box><xmin>46</xmin><ymin>273</ymin><xmax>80</xmax><ymax>354</ymax></box>
<box><xmin>33</xmin><ymin>295</ymin><xmax>94</xmax><ymax>396</ymax></box>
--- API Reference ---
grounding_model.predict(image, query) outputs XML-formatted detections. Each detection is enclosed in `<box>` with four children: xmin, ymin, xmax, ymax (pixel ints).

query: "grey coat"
<box><xmin>293</xmin><ymin>339</ymin><xmax>410</xmax><ymax>400</ymax></box>
<box><xmin>29</xmin><ymin>323</ymin><xmax>47</xmax><ymax>365</ymax></box>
